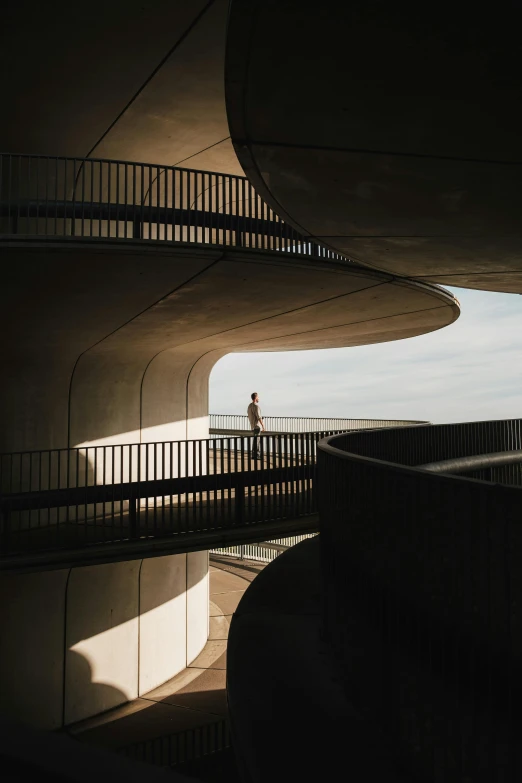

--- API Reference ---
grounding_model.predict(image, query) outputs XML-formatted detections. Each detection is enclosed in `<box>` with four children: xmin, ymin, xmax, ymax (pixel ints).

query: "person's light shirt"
<box><xmin>247</xmin><ymin>402</ymin><xmax>262</xmax><ymax>430</ymax></box>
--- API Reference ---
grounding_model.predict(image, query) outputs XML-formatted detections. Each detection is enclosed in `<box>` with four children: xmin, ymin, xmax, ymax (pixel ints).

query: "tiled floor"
<box><xmin>69</xmin><ymin>555</ymin><xmax>266</xmax><ymax>751</ymax></box>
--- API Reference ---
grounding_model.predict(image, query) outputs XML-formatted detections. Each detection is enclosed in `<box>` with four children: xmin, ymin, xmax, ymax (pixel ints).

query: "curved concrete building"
<box><xmin>1</xmin><ymin>0</ymin><xmax>241</xmax><ymax>172</ymax></box>
<box><xmin>1</xmin><ymin>243</ymin><xmax>458</xmax><ymax>455</ymax></box>
<box><xmin>0</xmin><ymin>0</ymin><xmax>467</xmax><ymax>736</ymax></box>
<box><xmin>0</xmin><ymin>550</ymin><xmax>209</xmax><ymax>730</ymax></box>
<box><xmin>0</xmin><ymin>0</ymin><xmax>460</xmax><ymax>454</ymax></box>
<box><xmin>225</xmin><ymin>0</ymin><xmax>522</xmax><ymax>293</ymax></box>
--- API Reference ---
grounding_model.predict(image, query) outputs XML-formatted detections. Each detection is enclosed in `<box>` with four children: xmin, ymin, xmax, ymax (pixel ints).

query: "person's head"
<box><xmin>251</xmin><ymin>392</ymin><xmax>259</xmax><ymax>403</ymax></box>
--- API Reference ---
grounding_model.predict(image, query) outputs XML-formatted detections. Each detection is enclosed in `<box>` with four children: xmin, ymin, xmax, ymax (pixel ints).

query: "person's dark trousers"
<box><xmin>251</xmin><ymin>426</ymin><xmax>261</xmax><ymax>459</ymax></box>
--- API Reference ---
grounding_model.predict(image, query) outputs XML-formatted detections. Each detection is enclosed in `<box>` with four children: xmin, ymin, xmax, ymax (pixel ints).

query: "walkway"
<box><xmin>1</xmin><ymin>435</ymin><xmax>321</xmax><ymax>572</ymax></box>
<box><xmin>67</xmin><ymin>555</ymin><xmax>265</xmax><ymax>753</ymax></box>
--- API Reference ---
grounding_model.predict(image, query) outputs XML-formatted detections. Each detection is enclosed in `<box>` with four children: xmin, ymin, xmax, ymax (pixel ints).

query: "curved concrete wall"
<box><xmin>0</xmin><ymin>241</ymin><xmax>458</xmax><ymax>456</ymax></box>
<box><xmin>0</xmin><ymin>550</ymin><xmax>209</xmax><ymax>730</ymax></box>
<box><xmin>225</xmin><ymin>0</ymin><xmax>522</xmax><ymax>294</ymax></box>
<box><xmin>0</xmin><ymin>245</ymin><xmax>226</xmax><ymax>453</ymax></box>
<box><xmin>1</xmin><ymin>0</ymin><xmax>241</xmax><ymax>175</ymax></box>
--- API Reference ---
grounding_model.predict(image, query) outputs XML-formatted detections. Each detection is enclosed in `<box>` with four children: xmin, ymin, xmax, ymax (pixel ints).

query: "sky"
<box><xmin>209</xmin><ymin>287</ymin><xmax>522</xmax><ymax>424</ymax></box>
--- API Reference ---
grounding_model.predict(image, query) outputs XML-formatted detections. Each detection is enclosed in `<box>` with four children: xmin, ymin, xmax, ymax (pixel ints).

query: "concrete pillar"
<box><xmin>0</xmin><ymin>568</ymin><xmax>69</xmax><ymax>729</ymax></box>
<box><xmin>138</xmin><ymin>554</ymin><xmax>187</xmax><ymax>695</ymax></box>
<box><xmin>0</xmin><ymin>552</ymin><xmax>209</xmax><ymax>730</ymax></box>
<box><xmin>187</xmin><ymin>550</ymin><xmax>210</xmax><ymax>664</ymax></box>
<box><xmin>64</xmin><ymin>561</ymin><xmax>141</xmax><ymax>725</ymax></box>
<box><xmin>0</xmin><ymin>246</ymin><xmax>223</xmax><ymax>455</ymax></box>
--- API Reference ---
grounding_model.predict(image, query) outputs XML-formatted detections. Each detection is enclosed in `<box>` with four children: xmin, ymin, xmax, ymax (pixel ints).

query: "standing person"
<box><xmin>247</xmin><ymin>392</ymin><xmax>265</xmax><ymax>459</ymax></box>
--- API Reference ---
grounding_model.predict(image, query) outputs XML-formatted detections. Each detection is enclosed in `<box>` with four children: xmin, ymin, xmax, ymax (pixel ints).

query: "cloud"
<box><xmin>210</xmin><ymin>288</ymin><xmax>522</xmax><ymax>424</ymax></box>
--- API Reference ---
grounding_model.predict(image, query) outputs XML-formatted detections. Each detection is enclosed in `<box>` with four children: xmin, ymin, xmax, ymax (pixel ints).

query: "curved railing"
<box><xmin>0</xmin><ymin>429</ymin><xmax>348</xmax><ymax>571</ymax></box>
<box><xmin>318</xmin><ymin>419</ymin><xmax>522</xmax><ymax>781</ymax></box>
<box><xmin>419</xmin><ymin>449</ymin><xmax>522</xmax><ymax>477</ymax></box>
<box><xmin>0</xmin><ymin>153</ymin><xmax>348</xmax><ymax>260</ymax></box>
<box><xmin>210</xmin><ymin>413</ymin><xmax>428</xmax><ymax>434</ymax></box>
<box><xmin>0</xmin><ymin>418</ymin><xmax>427</xmax><ymax>570</ymax></box>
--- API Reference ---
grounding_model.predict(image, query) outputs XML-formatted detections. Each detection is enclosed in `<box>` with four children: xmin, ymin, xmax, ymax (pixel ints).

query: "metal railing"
<box><xmin>119</xmin><ymin>717</ymin><xmax>231</xmax><ymax>769</ymax></box>
<box><xmin>419</xmin><ymin>449</ymin><xmax>522</xmax><ymax>484</ymax></box>
<box><xmin>0</xmin><ymin>153</ymin><xmax>347</xmax><ymax>260</ymax></box>
<box><xmin>0</xmin><ymin>430</ymin><xmax>344</xmax><ymax>567</ymax></box>
<box><xmin>318</xmin><ymin>419</ymin><xmax>522</xmax><ymax>781</ymax></box>
<box><xmin>210</xmin><ymin>413</ymin><xmax>426</xmax><ymax>434</ymax></box>
<box><xmin>211</xmin><ymin>533</ymin><xmax>314</xmax><ymax>563</ymax></box>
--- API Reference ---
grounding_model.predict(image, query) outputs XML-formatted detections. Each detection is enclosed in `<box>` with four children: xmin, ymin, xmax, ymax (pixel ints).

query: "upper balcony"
<box><xmin>0</xmin><ymin>153</ymin><xmax>347</xmax><ymax>261</ymax></box>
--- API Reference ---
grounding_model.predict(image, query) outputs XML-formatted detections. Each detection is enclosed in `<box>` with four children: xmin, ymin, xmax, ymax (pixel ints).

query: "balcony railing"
<box><xmin>210</xmin><ymin>413</ymin><xmax>427</xmax><ymax>434</ymax></box>
<box><xmin>0</xmin><ymin>430</ymin><xmax>346</xmax><ymax>569</ymax></box>
<box><xmin>0</xmin><ymin>153</ymin><xmax>348</xmax><ymax>260</ymax></box>
<box><xmin>318</xmin><ymin>419</ymin><xmax>522</xmax><ymax>781</ymax></box>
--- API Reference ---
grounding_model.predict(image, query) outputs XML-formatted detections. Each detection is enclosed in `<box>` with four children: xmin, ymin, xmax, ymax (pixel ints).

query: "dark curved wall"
<box><xmin>319</xmin><ymin>421</ymin><xmax>522</xmax><ymax>780</ymax></box>
<box><xmin>225</xmin><ymin>0</ymin><xmax>522</xmax><ymax>292</ymax></box>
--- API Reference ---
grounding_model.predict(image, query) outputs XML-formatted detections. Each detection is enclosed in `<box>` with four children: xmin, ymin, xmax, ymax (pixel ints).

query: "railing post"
<box><xmin>129</xmin><ymin>494</ymin><xmax>138</xmax><ymax>539</ymax></box>
<box><xmin>132</xmin><ymin>217</ymin><xmax>142</xmax><ymax>239</ymax></box>
<box><xmin>235</xmin><ymin>479</ymin><xmax>244</xmax><ymax>526</ymax></box>
<box><xmin>0</xmin><ymin>506</ymin><xmax>11</xmax><ymax>555</ymax></box>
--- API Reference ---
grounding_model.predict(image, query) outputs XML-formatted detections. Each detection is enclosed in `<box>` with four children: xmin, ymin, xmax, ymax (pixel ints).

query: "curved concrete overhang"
<box><xmin>0</xmin><ymin>239</ymin><xmax>458</xmax><ymax>452</ymax></box>
<box><xmin>225</xmin><ymin>0</ymin><xmax>522</xmax><ymax>294</ymax></box>
<box><xmin>1</xmin><ymin>0</ymin><xmax>241</xmax><ymax>174</ymax></box>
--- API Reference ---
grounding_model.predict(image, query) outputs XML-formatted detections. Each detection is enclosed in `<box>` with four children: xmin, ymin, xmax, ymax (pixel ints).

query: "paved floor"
<box><xmin>68</xmin><ymin>555</ymin><xmax>265</xmax><ymax>751</ymax></box>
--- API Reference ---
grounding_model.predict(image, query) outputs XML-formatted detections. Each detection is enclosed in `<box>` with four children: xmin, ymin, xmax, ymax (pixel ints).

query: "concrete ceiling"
<box><xmin>1</xmin><ymin>0</ymin><xmax>242</xmax><ymax>174</ymax></box>
<box><xmin>0</xmin><ymin>240</ymin><xmax>458</xmax><ymax>449</ymax></box>
<box><xmin>2</xmin><ymin>242</ymin><xmax>459</xmax><ymax>360</ymax></box>
<box><xmin>225</xmin><ymin>0</ymin><xmax>522</xmax><ymax>293</ymax></box>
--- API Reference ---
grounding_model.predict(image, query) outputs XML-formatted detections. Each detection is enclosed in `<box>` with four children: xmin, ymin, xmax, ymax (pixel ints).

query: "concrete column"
<box><xmin>138</xmin><ymin>554</ymin><xmax>187</xmax><ymax>695</ymax></box>
<box><xmin>64</xmin><ymin>560</ymin><xmax>141</xmax><ymax>725</ymax></box>
<box><xmin>0</xmin><ymin>568</ymin><xmax>69</xmax><ymax>729</ymax></box>
<box><xmin>187</xmin><ymin>550</ymin><xmax>210</xmax><ymax>664</ymax></box>
<box><xmin>0</xmin><ymin>246</ymin><xmax>221</xmax><ymax>455</ymax></box>
<box><xmin>140</xmin><ymin>348</ymin><xmax>224</xmax><ymax>445</ymax></box>
<box><xmin>0</xmin><ymin>552</ymin><xmax>209</xmax><ymax>730</ymax></box>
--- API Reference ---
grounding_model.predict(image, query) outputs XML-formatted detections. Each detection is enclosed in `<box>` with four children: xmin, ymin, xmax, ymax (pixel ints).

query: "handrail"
<box><xmin>0</xmin><ymin>430</ymin><xmax>344</xmax><ymax>569</ymax></box>
<box><xmin>319</xmin><ymin>419</ymin><xmax>522</xmax><ymax>488</ymax></box>
<box><xmin>0</xmin><ymin>152</ymin><xmax>349</xmax><ymax>261</ymax></box>
<box><xmin>418</xmin><ymin>449</ymin><xmax>522</xmax><ymax>474</ymax></box>
<box><xmin>317</xmin><ymin>419</ymin><xmax>522</xmax><ymax>780</ymax></box>
<box><xmin>210</xmin><ymin>414</ymin><xmax>427</xmax><ymax>434</ymax></box>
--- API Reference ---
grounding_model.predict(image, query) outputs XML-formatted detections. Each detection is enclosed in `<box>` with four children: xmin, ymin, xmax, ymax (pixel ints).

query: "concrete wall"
<box><xmin>0</xmin><ymin>550</ymin><xmax>209</xmax><ymax>729</ymax></box>
<box><xmin>187</xmin><ymin>550</ymin><xmax>210</xmax><ymax>664</ymax></box>
<box><xmin>225</xmin><ymin>0</ymin><xmax>522</xmax><ymax>294</ymax></box>
<box><xmin>1</xmin><ymin>0</ymin><xmax>242</xmax><ymax>175</ymax></box>
<box><xmin>0</xmin><ymin>246</ymin><xmax>226</xmax><ymax>455</ymax></box>
<box><xmin>0</xmin><ymin>242</ymin><xmax>458</xmax><ymax>458</ymax></box>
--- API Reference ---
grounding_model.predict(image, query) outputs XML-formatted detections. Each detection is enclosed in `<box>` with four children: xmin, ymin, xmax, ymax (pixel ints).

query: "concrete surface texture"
<box><xmin>1</xmin><ymin>0</ymin><xmax>241</xmax><ymax>174</ymax></box>
<box><xmin>226</xmin><ymin>537</ymin><xmax>412</xmax><ymax>782</ymax></box>
<box><xmin>225</xmin><ymin>0</ymin><xmax>522</xmax><ymax>294</ymax></box>
<box><xmin>1</xmin><ymin>242</ymin><xmax>458</xmax><ymax>454</ymax></box>
<box><xmin>0</xmin><ymin>550</ymin><xmax>209</xmax><ymax>729</ymax></box>
<box><xmin>69</xmin><ymin>555</ymin><xmax>264</xmax><ymax>751</ymax></box>
<box><xmin>0</xmin><ymin>715</ymin><xmax>195</xmax><ymax>783</ymax></box>
<box><xmin>0</xmin><ymin>0</ymin><xmax>465</xmax><ymax>458</ymax></box>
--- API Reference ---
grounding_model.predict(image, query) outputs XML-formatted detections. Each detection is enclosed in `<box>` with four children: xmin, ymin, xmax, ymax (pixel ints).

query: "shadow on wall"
<box><xmin>66</xmin><ymin>650</ymin><xmax>127</xmax><ymax>722</ymax></box>
<box><xmin>70</xmin><ymin>417</ymin><xmax>212</xmax><ymax>494</ymax></box>
<box><xmin>0</xmin><ymin>551</ymin><xmax>209</xmax><ymax>730</ymax></box>
<box><xmin>68</xmin><ymin>346</ymin><xmax>224</xmax><ymax>449</ymax></box>
<box><xmin>1</xmin><ymin>448</ymin><xmax>96</xmax><ymax>534</ymax></box>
